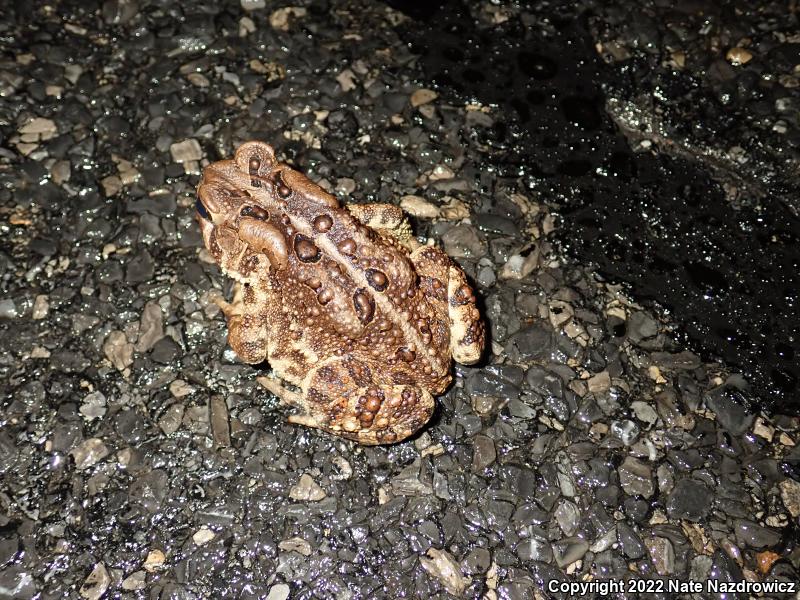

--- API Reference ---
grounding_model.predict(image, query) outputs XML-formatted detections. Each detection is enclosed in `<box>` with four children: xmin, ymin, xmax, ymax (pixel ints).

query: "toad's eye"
<box><xmin>240</xmin><ymin>205</ymin><xmax>269</xmax><ymax>220</ymax></box>
<box><xmin>272</xmin><ymin>171</ymin><xmax>291</xmax><ymax>199</ymax></box>
<box><xmin>196</xmin><ymin>197</ymin><xmax>211</xmax><ymax>220</ymax></box>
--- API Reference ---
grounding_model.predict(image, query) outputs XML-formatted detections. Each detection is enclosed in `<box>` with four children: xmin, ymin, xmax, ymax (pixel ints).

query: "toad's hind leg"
<box><xmin>256</xmin><ymin>376</ymin><xmax>322</xmax><ymax>429</ymax></box>
<box><xmin>346</xmin><ymin>203</ymin><xmax>419</xmax><ymax>250</ymax></box>
<box><xmin>410</xmin><ymin>245</ymin><xmax>484</xmax><ymax>365</ymax></box>
<box><xmin>260</xmin><ymin>358</ymin><xmax>435</xmax><ymax>445</ymax></box>
<box><xmin>446</xmin><ymin>264</ymin><xmax>484</xmax><ymax>364</ymax></box>
<box><xmin>257</xmin><ymin>375</ymin><xmax>303</xmax><ymax>407</ymax></box>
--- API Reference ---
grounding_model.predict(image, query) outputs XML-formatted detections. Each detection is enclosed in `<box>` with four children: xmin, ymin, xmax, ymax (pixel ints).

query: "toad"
<box><xmin>196</xmin><ymin>141</ymin><xmax>484</xmax><ymax>444</ymax></box>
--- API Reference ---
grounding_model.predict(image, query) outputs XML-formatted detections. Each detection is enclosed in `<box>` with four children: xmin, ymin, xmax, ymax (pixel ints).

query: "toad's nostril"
<box><xmin>196</xmin><ymin>197</ymin><xmax>211</xmax><ymax>220</ymax></box>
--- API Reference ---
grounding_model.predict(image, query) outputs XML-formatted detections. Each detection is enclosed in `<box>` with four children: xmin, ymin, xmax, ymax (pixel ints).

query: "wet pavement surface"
<box><xmin>1</xmin><ymin>1</ymin><xmax>799</xmax><ymax>599</ymax></box>
<box><xmin>391</xmin><ymin>0</ymin><xmax>800</xmax><ymax>412</ymax></box>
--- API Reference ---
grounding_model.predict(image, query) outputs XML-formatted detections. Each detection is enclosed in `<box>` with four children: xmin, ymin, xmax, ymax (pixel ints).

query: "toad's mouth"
<box><xmin>195</xmin><ymin>209</ymin><xmax>215</xmax><ymax>247</ymax></box>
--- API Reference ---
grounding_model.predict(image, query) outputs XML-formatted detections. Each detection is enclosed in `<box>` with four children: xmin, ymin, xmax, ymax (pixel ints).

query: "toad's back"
<box><xmin>197</xmin><ymin>141</ymin><xmax>454</xmax><ymax>393</ymax></box>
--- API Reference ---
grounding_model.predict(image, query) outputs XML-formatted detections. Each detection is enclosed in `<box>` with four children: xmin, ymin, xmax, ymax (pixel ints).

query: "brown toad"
<box><xmin>196</xmin><ymin>141</ymin><xmax>484</xmax><ymax>444</ymax></box>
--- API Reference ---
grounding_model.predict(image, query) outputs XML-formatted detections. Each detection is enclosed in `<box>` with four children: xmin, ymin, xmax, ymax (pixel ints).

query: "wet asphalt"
<box><xmin>1</xmin><ymin>1</ymin><xmax>799</xmax><ymax>598</ymax></box>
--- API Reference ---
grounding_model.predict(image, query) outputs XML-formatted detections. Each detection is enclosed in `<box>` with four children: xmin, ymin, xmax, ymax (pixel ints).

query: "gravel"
<box><xmin>1</xmin><ymin>0</ymin><xmax>799</xmax><ymax>598</ymax></box>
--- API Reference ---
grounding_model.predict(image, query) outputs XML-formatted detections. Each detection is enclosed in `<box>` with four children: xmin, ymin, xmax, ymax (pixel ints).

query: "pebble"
<box><xmin>121</xmin><ymin>571</ymin><xmax>146</xmax><ymax>591</ymax></box>
<box><xmin>618</xmin><ymin>456</ymin><xmax>654</xmax><ymax>498</ymax></box>
<box><xmin>187</xmin><ymin>73</ymin><xmax>210</xmax><ymax>88</ymax></box>
<box><xmin>666</xmin><ymin>478</ymin><xmax>713</xmax><ymax>521</ymax></box>
<box><xmin>554</xmin><ymin>500</ymin><xmax>580</xmax><ymax>535</ymax></box>
<box><xmin>102</xmin><ymin>0</ymin><xmax>139</xmax><ymax>25</ymax></box>
<box><xmin>126</xmin><ymin>250</ymin><xmax>155</xmax><ymax>284</ymax></box>
<box><xmin>30</xmin><ymin>346</ymin><xmax>51</xmax><ymax>358</ymax></box>
<box><xmin>704</xmin><ymin>384</ymin><xmax>755</xmax><ymax>435</ymax></box>
<box><xmin>610</xmin><ymin>419</ymin><xmax>640</xmax><ymax>445</ymax></box>
<box><xmin>331</xmin><ymin>456</ymin><xmax>353</xmax><ymax>480</ymax></box>
<box><xmin>617</xmin><ymin>522</ymin><xmax>646</xmax><ymax>559</ymax></box>
<box><xmin>269</xmin><ymin>6</ymin><xmax>306</xmax><ymax>30</ymax></box>
<box><xmin>150</xmin><ymin>337</ymin><xmax>180</xmax><ymax>363</ymax></box>
<box><xmin>726</xmin><ymin>47</ymin><xmax>753</xmax><ymax>65</ymax></box>
<box><xmin>183</xmin><ymin>405</ymin><xmax>209</xmax><ymax>435</ymax></box>
<box><xmin>135</xmin><ymin>301</ymin><xmax>164</xmax><ymax>352</ymax></box>
<box><xmin>506</xmin><ymin>324</ymin><xmax>554</xmax><ymax>362</ymax></box>
<box><xmin>463</xmin><ymin>548</ymin><xmax>492</xmax><ymax>573</ymax></box>
<box><xmin>79</xmin><ymin>563</ymin><xmax>110</xmax><ymax>600</ymax></box>
<box><xmin>477</xmin><ymin>265</ymin><xmax>496</xmax><ymax>287</ymax></box>
<box><xmin>168</xmin><ymin>379</ymin><xmax>194</xmax><ymax>398</ymax></box>
<box><xmin>289</xmin><ymin>473</ymin><xmax>326</xmax><ymax>501</ymax></box>
<box><xmin>70</xmin><ymin>438</ymin><xmax>109</xmax><ymax>470</ymax></box>
<box><xmin>143</xmin><ymin>549</ymin><xmax>166</xmax><ymax>572</ymax></box>
<box><xmin>100</xmin><ymin>174</ymin><xmax>122</xmax><ymax>197</ymax></box>
<box><xmin>335</xmin><ymin>177</ymin><xmax>356</xmax><ymax>195</ymax></box>
<box><xmin>19</xmin><ymin>117</ymin><xmax>57</xmax><ymax>140</ymax></box>
<box><xmin>734</xmin><ymin>519</ymin><xmax>781</xmax><ymax>549</ymax></box>
<box><xmin>651</xmin><ymin>350</ymin><xmax>701</xmax><ymax>371</ymax></box>
<box><xmin>779</xmin><ymin>478</ymin><xmax>800</xmax><ymax>517</ymax></box>
<box><xmin>419</xmin><ymin>548</ymin><xmax>470</xmax><ymax>596</ymax></box>
<box><xmin>471</xmin><ymin>435</ymin><xmax>496</xmax><ymax>471</ymax></box>
<box><xmin>31</xmin><ymin>294</ymin><xmax>49</xmax><ymax>319</ymax></box>
<box><xmin>158</xmin><ymin>404</ymin><xmax>184</xmax><ymax>435</ymax></box>
<box><xmin>627</xmin><ymin>312</ymin><xmax>659</xmax><ymax>343</ymax></box>
<box><xmin>752</xmin><ymin>416</ymin><xmax>775</xmax><ymax>441</ymax></box>
<box><xmin>441</xmin><ymin>223</ymin><xmax>486</xmax><ymax>258</ymax></box>
<box><xmin>475</xmin><ymin>213</ymin><xmax>519</xmax><ymax>236</ymax></box>
<box><xmin>209</xmin><ymin>395</ymin><xmax>231</xmax><ymax>447</ymax></box>
<box><xmin>410</xmin><ymin>88</ymin><xmax>438</xmax><ymax>107</ymax></box>
<box><xmin>79</xmin><ymin>391</ymin><xmax>107</xmax><ymax>421</ymax></box>
<box><xmin>103</xmin><ymin>330</ymin><xmax>134</xmax><ymax>371</ymax></box>
<box><xmin>630</xmin><ymin>400</ymin><xmax>658</xmax><ymax>425</ymax></box>
<box><xmin>0</xmin><ymin>299</ymin><xmax>18</xmax><ymax>319</ymax></box>
<box><xmin>590</xmin><ymin>527</ymin><xmax>617</xmax><ymax>553</ymax></box>
<box><xmin>551</xmin><ymin>536</ymin><xmax>589</xmax><ymax>568</ymax></box>
<box><xmin>241</xmin><ymin>0</ymin><xmax>265</xmax><ymax>9</ymax></box>
<box><xmin>646</xmin><ymin>537</ymin><xmax>675</xmax><ymax>575</ymax></box>
<box><xmin>428</xmin><ymin>164</ymin><xmax>455</xmax><ymax>181</ymax></box>
<box><xmin>438</xmin><ymin>197</ymin><xmax>469</xmax><ymax>220</ymax></box>
<box><xmin>498</xmin><ymin>247</ymin><xmax>539</xmax><ymax>280</ymax></box>
<box><xmin>587</xmin><ymin>370</ymin><xmax>611</xmax><ymax>393</ymax></box>
<box><xmin>193</xmin><ymin>527</ymin><xmax>216</xmax><ymax>545</ymax></box>
<box><xmin>278</xmin><ymin>537</ymin><xmax>312</xmax><ymax>556</ymax></box>
<box><xmin>169</xmin><ymin>139</ymin><xmax>203</xmax><ymax>163</ymax></box>
<box><xmin>336</xmin><ymin>69</ymin><xmax>357</xmax><ymax>92</ymax></box>
<box><xmin>466</xmin><ymin>368</ymin><xmax>521</xmax><ymax>403</ymax></box>
<box><xmin>265</xmin><ymin>584</ymin><xmax>291</xmax><ymax>600</ymax></box>
<box><xmin>400</xmin><ymin>194</ymin><xmax>444</xmax><ymax>219</ymax></box>
<box><xmin>515</xmin><ymin>537</ymin><xmax>552</xmax><ymax>562</ymax></box>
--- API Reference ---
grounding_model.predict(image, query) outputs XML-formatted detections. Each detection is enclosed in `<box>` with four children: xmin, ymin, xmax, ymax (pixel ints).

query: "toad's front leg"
<box><xmin>258</xmin><ymin>356</ymin><xmax>434</xmax><ymax>445</ymax></box>
<box><xmin>214</xmin><ymin>282</ymin><xmax>270</xmax><ymax>364</ymax></box>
